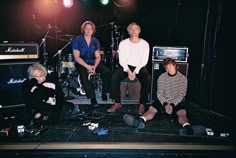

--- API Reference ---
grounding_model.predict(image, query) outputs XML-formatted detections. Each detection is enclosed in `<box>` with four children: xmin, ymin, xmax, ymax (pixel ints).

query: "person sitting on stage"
<box><xmin>107</xmin><ymin>22</ymin><xmax>150</xmax><ymax>114</ymax></box>
<box><xmin>72</xmin><ymin>20</ymin><xmax>111</xmax><ymax>107</ymax></box>
<box><xmin>123</xmin><ymin>58</ymin><xmax>193</xmax><ymax>135</ymax></box>
<box><xmin>22</xmin><ymin>63</ymin><xmax>63</xmax><ymax>128</ymax></box>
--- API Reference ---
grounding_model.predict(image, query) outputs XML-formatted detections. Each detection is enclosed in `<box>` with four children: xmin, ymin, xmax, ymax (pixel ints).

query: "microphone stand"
<box><xmin>39</xmin><ymin>30</ymin><xmax>50</xmax><ymax>66</ymax></box>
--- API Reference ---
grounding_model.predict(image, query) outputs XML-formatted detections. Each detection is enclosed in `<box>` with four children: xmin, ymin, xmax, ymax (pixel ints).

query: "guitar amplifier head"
<box><xmin>0</xmin><ymin>43</ymin><xmax>39</xmax><ymax>60</ymax></box>
<box><xmin>152</xmin><ymin>46</ymin><xmax>189</xmax><ymax>62</ymax></box>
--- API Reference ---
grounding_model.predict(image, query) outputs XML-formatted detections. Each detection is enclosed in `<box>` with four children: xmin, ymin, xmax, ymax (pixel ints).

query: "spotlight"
<box><xmin>63</xmin><ymin>0</ymin><xmax>73</xmax><ymax>8</ymax></box>
<box><xmin>100</xmin><ymin>0</ymin><xmax>110</xmax><ymax>6</ymax></box>
<box><xmin>112</xmin><ymin>0</ymin><xmax>134</xmax><ymax>7</ymax></box>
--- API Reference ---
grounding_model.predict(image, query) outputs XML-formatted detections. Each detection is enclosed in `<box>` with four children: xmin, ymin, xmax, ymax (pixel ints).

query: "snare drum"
<box><xmin>62</xmin><ymin>54</ymin><xmax>75</xmax><ymax>68</ymax></box>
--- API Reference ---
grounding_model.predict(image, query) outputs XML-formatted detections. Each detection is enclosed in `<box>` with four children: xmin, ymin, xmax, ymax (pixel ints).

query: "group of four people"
<box><xmin>22</xmin><ymin>21</ymin><xmax>193</xmax><ymax>135</ymax></box>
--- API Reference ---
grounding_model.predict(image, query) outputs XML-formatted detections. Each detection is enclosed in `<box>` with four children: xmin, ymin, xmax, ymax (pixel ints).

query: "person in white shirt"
<box><xmin>107</xmin><ymin>22</ymin><xmax>150</xmax><ymax>114</ymax></box>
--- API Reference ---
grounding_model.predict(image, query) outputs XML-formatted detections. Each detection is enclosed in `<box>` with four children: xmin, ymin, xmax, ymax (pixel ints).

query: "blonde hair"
<box><xmin>27</xmin><ymin>63</ymin><xmax>47</xmax><ymax>79</ymax></box>
<box><xmin>80</xmin><ymin>21</ymin><xmax>96</xmax><ymax>34</ymax></box>
<box><xmin>127</xmin><ymin>22</ymin><xmax>141</xmax><ymax>33</ymax></box>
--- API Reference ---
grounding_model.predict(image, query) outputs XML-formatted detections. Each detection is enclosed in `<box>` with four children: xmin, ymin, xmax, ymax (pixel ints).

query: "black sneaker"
<box><xmin>123</xmin><ymin>114</ymin><xmax>145</xmax><ymax>129</ymax></box>
<box><xmin>91</xmin><ymin>98</ymin><xmax>99</xmax><ymax>108</ymax></box>
<box><xmin>182</xmin><ymin>124</ymin><xmax>194</xmax><ymax>135</ymax></box>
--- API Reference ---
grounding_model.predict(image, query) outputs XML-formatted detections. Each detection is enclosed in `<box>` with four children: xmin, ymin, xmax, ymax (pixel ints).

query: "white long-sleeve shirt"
<box><xmin>118</xmin><ymin>38</ymin><xmax>150</xmax><ymax>74</ymax></box>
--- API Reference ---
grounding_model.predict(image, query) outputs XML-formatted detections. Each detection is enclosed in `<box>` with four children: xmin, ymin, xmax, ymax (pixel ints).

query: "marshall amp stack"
<box><xmin>0</xmin><ymin>43</ymin><xmax>39</xmax><ymax>108</ymax></box>
<box><xmin>150</xmin><ymin>46</ymin><xmax>189</xmax><ymax>101</ymax></box>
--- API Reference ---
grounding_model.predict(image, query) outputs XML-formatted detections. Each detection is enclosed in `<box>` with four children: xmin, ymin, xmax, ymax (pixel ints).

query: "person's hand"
<box><xmin>34</xmin><ymin>113</ymin><xmax>41</xmax><ymax>119</ymax></box>
<box><xmin>86</xmin><ymin>65</ymin><xmax>94</xmax><ymax>73</ymax></box>
<box><xmin>131</xmin><ymin>72</ymin><xmax>136</xmax><ymax>80</ymax></box>
<box><xmin>127</xmin><ymin>70</ymin><xmax>135</xmax><ymax>80</ymax></box>
<box><xmin>91</xmin><ymin>65</ymin><xmax>96</xmax><ymax>73</ymax></box>
<box><xmin>165</xmin><ymin>104</ymin><xmax>173</xmax><ymax>114</ymax></box>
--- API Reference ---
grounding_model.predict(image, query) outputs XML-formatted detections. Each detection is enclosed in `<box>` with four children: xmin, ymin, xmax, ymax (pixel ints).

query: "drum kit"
<box><xmin>36</xmin><ymin>22</ymin><xmax>125</xmax><ymax>97</ymax></box>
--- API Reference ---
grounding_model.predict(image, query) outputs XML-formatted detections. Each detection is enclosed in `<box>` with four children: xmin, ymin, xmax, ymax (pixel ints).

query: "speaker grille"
<box><xmin>0</xmin><ymin>61</ymin><xmax>39</xmax><ymax>107</ymax></box>
<box><xmin>150</xmin><ymin>62</ymin><xmax>189</xmax><ymax>101</ymax></box>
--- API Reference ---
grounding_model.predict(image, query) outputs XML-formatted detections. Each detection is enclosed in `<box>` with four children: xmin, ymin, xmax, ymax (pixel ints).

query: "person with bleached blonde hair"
<box><xmin>22</xmin><ymin>63</ymin><xmax>63</xmax><ymax>129</ymax></box>
<box><xmin>107</xmin><ymin>22</ymin><xmax>150</xmax><ymax>114</ymax></box>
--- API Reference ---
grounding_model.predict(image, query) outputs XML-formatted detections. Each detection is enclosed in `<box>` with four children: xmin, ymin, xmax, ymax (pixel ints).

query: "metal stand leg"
<box><xmin>64</xmin><ymin>75</ymin><xmax>74</xmax><ymax>100</ymax></box>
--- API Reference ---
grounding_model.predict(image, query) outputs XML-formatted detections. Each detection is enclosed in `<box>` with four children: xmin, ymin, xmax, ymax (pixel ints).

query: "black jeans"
<box><xmin>111</xmin><ymin>65</ymin><xmax>149</xmax><ymax>104</ymax></box>
<box><xmin>150</xmin><ymin>99</ymin><xmax>188</xmax><ymax>115</ymax></box>
<box><xmin>76</xmin><ymin>63</ymin><xmax>111</xmax><ymax>99</ymax></box>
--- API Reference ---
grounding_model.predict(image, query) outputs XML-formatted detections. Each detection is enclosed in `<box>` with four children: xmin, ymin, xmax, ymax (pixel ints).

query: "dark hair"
<box><xmin>81</xmin><ymin>21</ymin><xmax>96</xmax><ymax>34</ymax></box>
<box><xmin>163</xmin><ymin>58</ymin><xmax>177</xmax><ymax>68</ymax></box>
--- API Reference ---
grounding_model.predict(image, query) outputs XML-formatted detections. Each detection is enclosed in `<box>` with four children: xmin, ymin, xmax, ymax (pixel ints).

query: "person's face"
<box><xmin>165</xmin><ymin>63</ymin><xmax>177</xmax><ymax>75</ymax></box>
<box><xmin>32</xmin><ymin>69</ymin><xmax>46</xmax><ymax>84</ymax></box>
<box><xmin>84</xmin><ymin>24</ymin><xmax>94</xmax><ymax>36</ymax></box>
<box><xmin>128</xmin><ymin>24</ymin><xmax>140</xmax><ymax>37</ymax></box>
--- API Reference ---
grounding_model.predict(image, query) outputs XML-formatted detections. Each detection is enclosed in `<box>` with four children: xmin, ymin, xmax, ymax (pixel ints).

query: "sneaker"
<box><xmin>123</xmin><ymin>114</ymin><xmax>145</xmax><ymax>129</ymax></box>
<box><xmin>138</xmin><ymin>104</ymin><xmax>145</xmax><ymax>115</ymax></box>
<box><xmin>182</xmin><ymin>124</ymin><xmax>194</xmax><ymax>135</ymax></box>
<box><xmin>107</xmin><ymin>103</ymin><xmax>122</xmax><ymax>112</ymax></box>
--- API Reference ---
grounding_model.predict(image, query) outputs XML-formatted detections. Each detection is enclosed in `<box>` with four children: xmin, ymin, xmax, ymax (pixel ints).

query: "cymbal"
<box><xmin>103</xmin><ymin>26</ymin><xmax>125</xmax><ymax>31</ymax></box>
<box><xmin>34</xmin><ymin>24</ymin><xmax>62</xmax><ymax>32</ymax></box>
<box><xmin>57</xmin><ymin>34</ymin><xmax>75</xmax><ymax>42</ymax></box>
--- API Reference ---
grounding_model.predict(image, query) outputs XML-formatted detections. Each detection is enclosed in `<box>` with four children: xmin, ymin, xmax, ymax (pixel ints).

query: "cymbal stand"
<box><xmin>39</xmin><ymin>30</ymin><xmax>50</xmax><ymax>66</ymax></box>
<box><xmin>53</xmin><ymin>40</ymin><xmax>73</xmax><ymax>100</ymax></box>
<box><xmin>110</xmin><ymin>24</ymin><xmax>120</xmax><ymax>70</ymax></box>
<box><xmin>53</xmin><ymin>39</ymin><xmax>72</xmax><ymax>75</ymax></box>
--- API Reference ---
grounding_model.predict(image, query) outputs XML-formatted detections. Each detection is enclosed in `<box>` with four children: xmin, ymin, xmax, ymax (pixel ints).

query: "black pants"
<box><xmin>111</xmin><ymin>65</ymin><xmax>149</xmax><ymax>104</ymax></box>
<box><xmin>150</xmin><ymin>99</ymin><xmax>188</xmax><ymax>115</ymax></box>
<box><xmin>76</xmin><ymin>63</ymin><xmax>111</xmax><ymax>99</ymax></box>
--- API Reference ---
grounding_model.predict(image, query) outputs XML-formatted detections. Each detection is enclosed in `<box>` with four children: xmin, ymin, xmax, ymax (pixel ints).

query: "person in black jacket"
<box><xmin>22</xmin><ymin>63</ymin><xmax>63</xmax><ymax>128</ymax></box>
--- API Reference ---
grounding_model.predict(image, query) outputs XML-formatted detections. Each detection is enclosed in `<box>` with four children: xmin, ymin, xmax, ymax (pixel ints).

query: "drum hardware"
<box><xmin>57</xmin><ymin>34</ymin><xmax>75</xmax><ymax>42</ymax></box>
<box><xmin>76</xmin><ymin>75</ymin><xmax>86</xmax><ymax>95</ymax></box>
<box><xmin>39</xmin><ymin>30</ymin><xmax>50</xmax><ymax>66</ymax></box>
<box><xmin>88</xmin><ymin>73</ymin><xmax>103</xmax><ymax>93</ymax></box>
<box><xmin>53</xmin><ymin>38</ymin><xmax>73</xmax><ymax>77</ymax></box>
<box><xmin>52</xmin><ymin>38</ymin><xmax>75</xmax><ymax>99</ymax></box>
<box><xmin>109</xmin><ymin>23</ymin><xmax>123</xmax><ymax>71</ymax></box>
<box><xmin>62</xmin><ymin>75</ymin><xmax>75</xmax><ymax>100</ymax></box>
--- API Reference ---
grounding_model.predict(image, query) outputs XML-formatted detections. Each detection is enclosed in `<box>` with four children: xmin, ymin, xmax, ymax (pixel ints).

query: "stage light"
<box><xmin>112</xmin><ymin>0</ymin><xmax>134</xmax><ymax>7</ymax></box>
<box><xmin>100</xmin><ymin>0</ymin><xmax>110</xmax><ymax>6</ymax></box>
<box><xmin>63</xmin><ymin>0</ymin><xmax>73</xmax><ymax>8</ymax></box>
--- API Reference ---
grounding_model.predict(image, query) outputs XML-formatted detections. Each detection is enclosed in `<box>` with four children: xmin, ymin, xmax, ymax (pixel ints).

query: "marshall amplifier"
<box><xmin>150</xmin><ymin>61</ymin><xmax>189</xmax><ymax>101</ymax></box>
<box><xmin>152</xmin><ymin>46</ymin><xmax>189</xmax><ymax>62</ymax></box>
<box><xmin>0</xmin><ymin>61</ymin><xmax>38</xmax><ymax>107</ymax></box>
<box><xmin>0</xmin><ymin>43</ymin><xmax>39</xmax><ymax>60</ymax></box>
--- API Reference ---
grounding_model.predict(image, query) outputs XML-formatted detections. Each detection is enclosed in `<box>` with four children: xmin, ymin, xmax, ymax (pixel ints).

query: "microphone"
<box><xmin>125</xmin><ymin>83</ymin><xmax>129</xmax><ymax>97</ymax></box>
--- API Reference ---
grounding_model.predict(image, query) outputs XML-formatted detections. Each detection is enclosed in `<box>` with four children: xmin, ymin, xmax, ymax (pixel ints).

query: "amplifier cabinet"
<box><xmin>0</xmin><ymin>61</ymin><xmax>38</xmax><ymax>107</ymax></box>
<box><xmin>150</xmin><ymin>61</ymin><xmax>189</xmax><ymax>101</ymax></box>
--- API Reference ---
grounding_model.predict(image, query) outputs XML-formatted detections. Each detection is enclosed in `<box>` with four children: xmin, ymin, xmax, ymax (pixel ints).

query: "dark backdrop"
<box><xmin>0</xmin><ymin>0</ymin><xmax>234</xmax><ymax>119</ymax></box>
